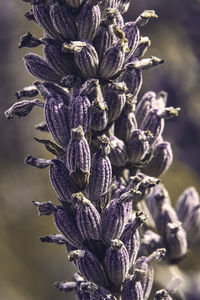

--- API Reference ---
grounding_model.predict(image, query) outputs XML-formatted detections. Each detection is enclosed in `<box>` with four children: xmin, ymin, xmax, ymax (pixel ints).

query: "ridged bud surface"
<box><xmin>109</xmin><ymin>136</ymin><xmax>128</xmax><ymax>167</ymax></box>
<box><xmin>123</xmin><ymin>21</ymin><xmax>140</xmax><ymax>61</ymax></box>
<box><xmin>122</xmin><ymin>274</ymin><xmax>143</xmax><ymax>300</ymax></box>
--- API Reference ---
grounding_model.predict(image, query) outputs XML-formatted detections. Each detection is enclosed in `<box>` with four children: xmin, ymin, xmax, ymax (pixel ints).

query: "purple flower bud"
<box><xmin>90</xmin><ymin>98</ymin><xmax>108</xmax><ymax>131</ymax></box>
<box><xmin>143</xmin><ymin>142</ymin><xmax>173</xmax><ymax>177</ymax></box>
<box><xmin>49</xmin><ymin>159</ymin><xmax>77</xmax><ymax>203</ymax></box>
<box><xmin>123</xmin><ymin>22</ymin><xmax>140</xmax><ymax>62</ymax></box>
<box><xmin>99</xmin><ymin>41</ymin><xmax>127</xmax><ymax>79</ymax></box>
<box><xmin>43</xmin><ymin>39</ymin><xmax>76</xmax><ymax>76</ymax></box>
<box><xmin>69</xmin><ymin>249</ymin><xmax>107</xmax><ymax>287</ymax></box>
<box><xmin>15</xmin><ymin>85</ymin><xmax>39</xmax><ymax>100</ymax></box>
<box><xmin>32</xmin><ymin>4</ymin><xmax>60</xmax><ymax>39</ymax></box>
<box><xmin>25</xmin><ymin>155</ymin><xmax>52</xmax><ymax>169</ymax></box>
<box><xmin>49</xmin><ymin>3</ymin><xmax>78</xmax><ymax>40</ymax></box>
<box><xmin>166</xmin><ymin>222</ymin><xmax>187</xmax><ymax>263</ymax></box>
<box><xmin>134</xmin><ymin>36</ymin><xmax>151</xmax><ymax>58</ymax></box>
<box><xmin>54</xmin><ymin>206</ymin><xmax>83</xmax><ymax>247</ymax></box>
<box><xmin>18</xmin><ymin>32</ymin><xmax>43</xmax><ymax>48</ymax></box>
<box><xmin>64</xmin><ymin>0</ymin><xmax>84</xmax><ymax>8</ymax></box>
<box><xmin>121</xmin><ymin>212</ymin><xmax>146</xmax><ymax>267</ymax></box>
<box><xmin>54</xmin><ymin>281</ymin><xmax>77</xmax><ymax>292</ymax></box>
<box><xmin>99</xmin><ymin>0</ymin><xmax>118</xmax><ymax>15</ymax></box>
<box><xmin>69</xmin><ymin>94</ymin><xmax>91</xmax><ymax>133</ymax></box>
<box><xmin>121</xmin><ymin>273</ymin><xmax>144</xmax><ymax>300</ymax></box>
<box><xmin>176</xmin><ymin>187</ymin><xmax>200</xmax><ymax>223</ymax></box>
<box><xmin>115</xmin><ymin>99</ymin><xmax>137</xmax><ymax>144</ymax></box>
<box><xmin>33</xmin><ymin>201</ymin><xmax>56</xmax><ymax>216</ymax></box>
<box><xmin>45</xmin><ymin>94</ymin><xmax>70</xmax><ymax>147</ymax></box>
<box><xmin>80</xmin><ymin>281</ymin><xmax>117</xmax><ymax>300</ymax></box>
<box><xmin>5</xmin><ymin>99</ymin><xmax>43</xmax><ymax>119</ymax></box>
<box><xmin>140</xmin><ymin>230</ymin><xmax>164</xmax><ymax>256</ymax></box>
<box><xmin>136</xmin><ymin>174</ymin><xmax>160</xmax><ymax>202</ymax></box>
<box><xmin>63</xmin><ymin>41</ymin><xmax>99</xmax><ymax>79</ymax></box>
<box><xmin>67</xmin><ymin>126</ymin><xmax>91</xmax><ymax>190</ymax></box>
<box><xmin>155</xmin><ymin>204</ymin><xmax>179</xmax><ymax>238</ymax></box>
<box><xmin>135</xmin><ymin>91</ymin><xmax>157</xmax><ymax>127</ymax></box>
<box><xmin>154</xmin><ymin>289</ymin><xmax>173</xmax><ymax>300</ymax></box>
<box><xmin>105</xmin><ymin>82</ymin><xmax>127</xmax><ymax>123</ymax></box>
<box><xmin>182</xmin><ymin>204</ymin><xmax>200</xmax><ymax>246</ymax></box>
<box><xmin>72</xmin><ymin>192</ymin><xmax>101</xmax><ymax>241</ymax></box>
<box><xmin>117</xmin><ymin>0</ymin><xmax>131</xmax><ymax>14</ymax></box>
<box><xmin>76</xmin><ymin>287</ymin><xmax>91</xmax><ymax>300</ymax></box>
<box><xmin>105</xmin><ymin>239</ymin><xmax>129</xmax><ymax>290</ymax></box>
<box><xmin>109</xmin><ymin>136</ymin><xmax>128</xmax><ymax>167</ymax></box>
<box><xmin>78</xmin><ymin>1</ymin><xmax>101</xmax><ymax>42</ymax></box>
<box><xmin>128</xmin><ymin>129</ymin><xmax>151</xmax><ymax>164</ymax></box>
<box><xmin>24</xmin><ymin>54</ymin><xmax>61</xmax><ymax>83</ymax></box>
<box><xmin>40</xmin><ymin>233</ymin><xmax>67</xmax><ymax>245</ymax></box>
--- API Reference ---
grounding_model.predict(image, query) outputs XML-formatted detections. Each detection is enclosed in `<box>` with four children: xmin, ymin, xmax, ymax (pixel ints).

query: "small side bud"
<box><xmin>25</xmin><ymin>155</ymin><xmax>52</xmax><ymax>169</ymax></box>
<box><xmin>135</xmin><ymin>10</ymin><xmax>158</xmax><ymax>27</ymax></box>
<box><xmin>33</xmin><ymin>201</ymin><xmax>56</xmax><ymax>216</ymax></box>
<box><xmin>5</xmin><ymin>99</ymin><xmax>43</xmax><ymax>119</ymax></box>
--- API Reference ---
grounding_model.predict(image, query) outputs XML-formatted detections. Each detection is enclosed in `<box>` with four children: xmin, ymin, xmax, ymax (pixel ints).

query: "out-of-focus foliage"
<box><xmin>1</xmin><ymin>0</ymin><xmax>200</xmax><ymax>299</ymax></box>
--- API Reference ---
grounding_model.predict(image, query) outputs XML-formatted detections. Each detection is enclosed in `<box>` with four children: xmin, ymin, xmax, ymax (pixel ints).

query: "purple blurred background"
<box><xmin>1</xmin><ymin>0</ymin><xmax>200</xmax><ymax>299</ymax></box>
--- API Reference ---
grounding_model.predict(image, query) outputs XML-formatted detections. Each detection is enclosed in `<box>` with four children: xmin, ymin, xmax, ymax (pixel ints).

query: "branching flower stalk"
<box><xmin>5</xmin><ymin>0</ymin><xmax>200</xmax><ymax>299</ymax></box>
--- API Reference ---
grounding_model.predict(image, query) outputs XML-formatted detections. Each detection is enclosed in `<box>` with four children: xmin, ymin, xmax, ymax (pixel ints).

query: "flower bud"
<box><xmin>24</xmin><ymin>54</ymin><xmax>61</xmax><ymax>83</ymax></box>
<box><xmin>109</xmin><ymin>136</ymin><xmax>128</xmax><ymax>167</ymax></box>
<box><xmin>135</xmin><ymin>91</ymin><xmax>156</xmax><ymax>127</ymax></box>
<box><xmin>134</xmin><ymin>36</ymin><xmax>151</xmax><ymax>58</ymax></box>
<box><xmin>183</xmin><ymin>204</ymin><xmax>200</xmax><ymax>246</ymax></box>
<box><xmin>33</xmin><ymin>200</ymin><xmax>56</xmax><ymax>216</ymax></box>
<box><xmin>105</xmin><ymin>239</ymin><xmax>129</xmax><ymax>290</ymax></box>
<box><xmin>135</xmin><ymin>10</ymin><xmax>158</xmax><ymax>27</ymax></box>
<box><xmin>15</xmin><ymin>85</ymin><xmax>39</xmax><ymax>100</ymax></box>
<box><xmin>49</xmin><ymin>3</ymin><xmax>78</xmax><ymax>40</ymax></box>
<box><xmin>54</xmin><ymin>206</ymin><xmax>83</xmax><ymax>247</ymax></box>
<box><xmin>45</xmin><ymin>94</ymin><xmax>70</xmax><ymax>147</ymax></box>
<box><xmin>67</xmin><ymin>126</ymin><xmax>91</xmax><ymax>190</ymax></box>
<box><xmin>140</xmin><ymin>230</ymin><xmax>164</xmax><ymax>256</ymax></box>
<box><xmin>54</xmin><ymin>281</ymin><xmax>77</xmax><ymax>292</ymax></box>
<box><xmin>90</xmin><ymin>98</ymin><xmax>108</xmax><ymax>131</ymax></box>
<box><xmin>18</xmin><ymin>32</ymin><xmax>43</xmax><ymax>48</ymax></box>
<box><xmin>5</xmin><ymin>99</ymin><xmax>43</xmax><ymax>119</ymax></box>
<box><xmin>78</xmin><ymin>1</ymin><xmax>101</xmax><ymax>42</ymax></box>
<box><xmin>40</xmin><ymin>234</ymin><xmax>67</xmax><ymax>245</ymax></box>
<box><xmin>25</xmin><ymin>155</ymin><xmax>52</xmax><ymax>169</ymax></box>
<box><xmin>128</xmin><ymin>129</ymin><xmax>151</xmax><ymax>164</ymax></box>
<box><xmin>69</xmin><ymin>249</ymin><xmax>107</xmax><ymax>287</ymax></box>
<box><xmin>123</xmin><ymin>21</ymin><xmax>140</xmax><ymax>61</ymax></box>
<box><xmin>122</xmin><ymin>274</ymin><xmax>143</xmax><ymax>300</ymax></box>
<box><xmin>117</xmin><ymin>0</ymin><xmax>131</xmax><ymax>14</ymax></box>
<box><xmin>154</xmin><ymin>289</ymin><xmax>172</xmax><ymax>300</ymax></box>
<box><xmin>131</xmin><ymin>56</ymin><xmax>164</xmax><ymax>70</ymax></box>
<box><xmin>80</xmin><ymin>281</ymin><xmax>117</xmax><ymax>300</ymax></box>
<box><xmin>99</xmin><ymin>0</ymin><xmax>118</xmax><ymax>16</ymax></box>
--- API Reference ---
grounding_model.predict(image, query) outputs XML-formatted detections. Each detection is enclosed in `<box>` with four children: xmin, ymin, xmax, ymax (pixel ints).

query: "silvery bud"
<box><xmin>105</xmin><ymin>82</ymin><xmax>127</xmax><ymax>123</ymax></box>
<box><xmin>25</xmin><ymin>155</ymin><xmax>52</xmax><ymax>169</ymax></box>
<box><xmin>54</xmin><ymin>206</ymin><xmax>83</xmax><ymax>247</ymax></box>
<box><xmin>67</xmin><ymin>126</ymin><xmax>91</xmax><ymax>190</ymax></box>
<box><xmin>123</xmin><ymin>21</ymin><xmax>140</xmax><ymax>62</ymax></box>
<box><xmin>105</xmin><ymin>239</ymin><xmax>129</xmax><ymax>290</ymax></box>
<box><xmin>72</xmin><ymin>192</ymin><xmax>101</xmax><ymax>241</ymax></box>
<box><xmin>5</xmin><ymin>99</ymin><xmax>43</xmax><ymax>119</ymax></box>
<box><xmin>122</xmin><ymin>273</ymin><xmax>144</xmax><ymax>300</ymax></box>
<box><xmin>69</xmin><ymin>94</ymin><xmax>91</xmax><ymax>133</ymax></box>
<box><xmin>78</xmin><ymin>1</ymin><xmax>101</xmax><ymax>42</ymax></box>
<box><xmin>90</xmin><ymin>98</ymin><xmax>108</xmax><ymax>131</ymax></box>
<box><xmin>24</xmin><ymin>54</ymin><xmax>61</xmax><ymax>83</ymax></box>
<box><xmin>154</xmin><ymin>289</ymin><xmax>173</xmax><ymax>300</ymax></box>
<box><xmin>134</xmin><ymin>36</ymin><xmax>151</xmax><ymax>58</ymax></box>
<box><xmin>109</xmin><ymin>136</ymin><xmax>128</xmax><ymax>167</ymax></box>
<box><xmin>63</xmin><ymin>41</ymin><xmax>99</xmax><ymax>79</ymax></box>
<box><xmin>143</xmin><ymin>142</ymin><xmax>173</xmax><ymax>177</ymax></box>
<box><xmin>45</xmin><ymin>94</ymin><xmax>70</xmax><ymax>147</ymax></box>
<box><xmin>131</xmin><ymin>56</ymin><xmax>164</xmax><ymax>70</ymax></box>
<box><xmin>49</xmin><ymin>159</ymin><xmax>77</xmax><ymax>203</ymax></box>
<box><xmin>68</xmin><ymin>249</ymin><xmax>107</xmax><ymax>287</ymax></box>
<box><xmin>128</xmin><ymin>129</ymin><xmax>151</xmax><ymax>164</ymax></box>
<box><xmin>54</xmin><ymin>281</ymin><xmax>77</xmax><ymax>292</ymax></box>
<box><xmin>40</xmin><ymin>233</ymin><xmax>67</xmax><ymax>245</ymax></box>
<box><xmin>15</xmin><ymin>85</ymin><xmax>39</xmax><ymax>100</ymax></box>
<box><xmin>49</xmin><ymin>3</ymin><xmax>77</xmax><ymax>40</ymax></box>
<box><xmin>166</xmin><ymin>222</ymin><xmax>187</xmax><ymax>263</ymax></box>
<box><xmin>176</xmin><ymin>186</ymin><xmax>200</xmax><ymax>223</ymax></box>
<box><xmin>140</xmin><ymin>230</ymin><xmax>164</xmax><ymax>256</ymax></box>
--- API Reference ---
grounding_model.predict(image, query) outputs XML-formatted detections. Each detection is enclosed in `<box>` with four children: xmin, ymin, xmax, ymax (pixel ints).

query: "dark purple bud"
<box><xmin>69</xmin><ymin>249</ymin><xmax>107</xmax><ymax>287</ymax></box>
<box><xmin>76</xmin><ymin>287</ymin><xmax>91</xmax><ymax>300</ymax></box>
<box><xmin>99</xmin><ymin>40</ymin><xmax>127</xmax><ymax>79</ymax></box>
<box><xmin>155</xmin><ymin>203</ymin><xmax>179</xmax><ymax>237</ymax></box>
<box><xmin>45</xmin><ymin>94</ymin><xmax>70</xmax><ymax>147</ymax></box>
<box><xmin>109</xmin><ymin>136</ymin><xmax>128</xmax><ymax>167</ymax></box>
<box><xmin>33</xmin><ymin>201</ymin><xmax>56</xmax><ymax>216</ymax></box>
<box><xmin>34</xmin><ymin>138</ymin><xmax>65</xmax><ymax>157</ymax></box>
<box><xmin>123</xmin><ymin>22</ymin><xmax>140</xmax><ymax>62</ymax></box>
<box><xmin>154</xmin><ymin>289</ymin><xmax>173</xmax><ymax>300</ymax></box>
<box><xmin>78</xmin><ymin>1</ymin><xmax>101</xmax><ymax>42</ymax></box>
<box><xmin>90</xmin><ymin>98</ymin><xmax>108</xmax><ymax>131</ymax></box>
<box><xmin>18</xmin><ymin>32</ymin><xmax>43</xmax><ymax>48</ymax></box>
<box><xmin>135</xmin><ymin>91</ymin><xmax>156</xmax><ymax>127</ymax></box>
<box><xmin>99</xmin><ymin>1</ymin><xmax>118</xmax><ymax>16</ymax></box>
<box><xmin>24</xmin><ymin>54</ymin><xmax>61</xmax><ymax>83</ymax></box>
<box><xmin>40</xmin><ymin>233</ymin><xmax>67</xmax><ymax>244</ymax></box>
<box><xmin>49</xmin><ymin>159</ymin><xmax>77</xmax><ymax>203</ymax></box>
<box><xmin>81</xmin><ymin>281</ymin><xmax>117</xmax><ymax>300</ymax></box>
<box><xmin>43</xmin><ymin>39</ymin><xmax>76</xmax><ymax>76</ymax></box>
<box><xmin>25</xmin><ymin>10</ymin><xmax>36</xmax><ymax>22</ymax></box>
<box><xmin>54</xmin><ymin>206</ymin><xmax>83</xmax><ymax>247</ymax></box>
<box><xmin>135</xmin><ymin>10</ymin><xmax>158</xmax><ymax>27</ymax></box>
<box><xmin>89</xmin><ymin>136</ymin><xmax>112</xmax><ymax>202</ymax></box>
<box><xmin>60</xmin><ymin>75</ymin><xmax>83</xmax><ymax>90</ymax></box>
<box><xmin>64</xmin><ymin>0</ymin><xmax>84</xmax><ymax>8</ymax></box>
<box><xmin>118</xmin><ymin>58</ymin><xmax>143</xmax><ymax>97</ymax></box>
<box><xmin>105</xmin><ymin>82</ymin><xmax>127</xmax><ymax>123</ymax></box>
<box><xmin>25</xmin><ymin>155</ymin><xmax>52</xmax><ymax>169</ymax></box>
<box><xmin>176</xmin><ymin>187</ymin><xmax>199</xmax><ymax>223</ymax></box>
<box><xmin>69</xmin><ymin>94</ymin><xmax>91</xmax><ymax>133</ymax></box>
<box><xmin>5</xmin><ymin>99</ymin><xmax>43</xmax><ymax>119</ymax></box>
<box><xmin>140</xmin><ymin>230</ymin><xmax>165</xmax><ymax>256</ymax></box>
<box><xmin>128</xmin><ymin>129</ymin><xmax>151</xmax><ymax>164</ymax></box>
<box><xmin>115</xmin><ymin>99</ymin><xmax>137</xmax><ymax>144</ymax></box>
<box><xmin>54</xmin><ymin>281</ymin><xmax>77</xmax><ymax>292</ymax></box>
<box><xmin>15</xmin><ymin>85</ymin><xmax>39</xmax><ymax>100</ymax></box>
<box><xmin>105</xmin><ymin>239</ymin><xmax>129</xmax><ymax>290</ymax></box>
<box><xmin>122</xmin><ymin>273</ymin><xmax>144</xmax><ymax>300</ymax></box>
<box><xmin>143</xmin><ymin>142</ymin><xmax>173</xmax><ymax>177</ymax></box>
<box><xmin>121</xmin><ymin>212</ymin><xmax>146</xmax><ymax>267</ymax></box>
<box><xmin>50</xmin><ymin>3</ymin><xmax>77</xmax><ymax>40</ymax></box>
<box><xmin>67</xmin><ymin>126</ymin><xmax>91</xmax><ymax>190</ymax></box>
<box><xmin>136</xmin><ymin>174</ymin><xmax>160</xmax><ymax>201</ymax></box>
<box><xmin>134</xmin><ymin>36</ymin><xmax>151</xmax><ymax>58</ymax></box>
<box><xmin>72</xmin><ymin>192</ymin><xmax>101</xmax><ymax>240</ymax></box>
<box><xmin>63</xmin><ymin>41</ymin><xmax>99</xmax><ymax>79</ymax></box>
<box><xmin>78</xmin><ymin>78</ymin><xmax>99</xmax><ymax>99</ymax></box>
<box><xmin>35</xmin><ymin>122</ymin><xmax>49</xmax><ymax>132</ymax></box>
<box><xmin>166</xmin><ymin>222</ymin><xmax>187</xmax><ymax>263</ymax></box>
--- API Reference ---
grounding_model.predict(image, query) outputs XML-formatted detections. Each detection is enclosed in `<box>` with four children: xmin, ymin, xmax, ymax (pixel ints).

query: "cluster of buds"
<box><xmin>5</xmin><ymin>0</ymin><xmax>200</xmax><ymax>299</ymax></box>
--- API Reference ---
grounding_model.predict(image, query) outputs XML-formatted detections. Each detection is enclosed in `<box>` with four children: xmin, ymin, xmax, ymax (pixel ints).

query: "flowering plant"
<box><xmin>5</xmin><ymin>0</ymin><xmax>200</xmax><ymax>299</ymax></box>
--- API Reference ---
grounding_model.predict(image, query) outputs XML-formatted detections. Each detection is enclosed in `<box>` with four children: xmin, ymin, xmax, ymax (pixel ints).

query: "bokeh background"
<box><xmin>1</xmin><ymin>0</ymin><xmax>200</xmax><ymax>299</ymax></box>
